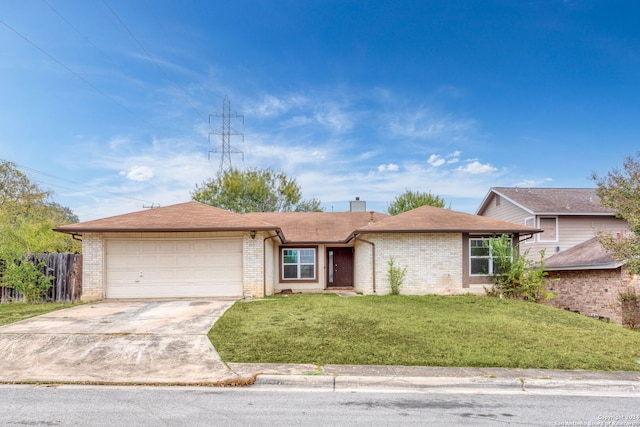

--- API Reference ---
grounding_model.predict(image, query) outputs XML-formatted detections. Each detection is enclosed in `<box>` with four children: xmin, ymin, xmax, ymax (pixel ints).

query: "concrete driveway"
<box><xmin>0</xmin><ymin>299</ymin><xmax>240</xmax><ymax>384</ymax></box>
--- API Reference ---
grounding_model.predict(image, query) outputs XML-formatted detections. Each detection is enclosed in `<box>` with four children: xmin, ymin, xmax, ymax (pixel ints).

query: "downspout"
<box><xmin>263</xmin><ymin>233</ymin><xmax>280</xmax><ymax>297</ymax></box>
<box><xmin>354</xmin><ymin>234</ymin><xmax>376</xmax><ymax>294</ymax></box>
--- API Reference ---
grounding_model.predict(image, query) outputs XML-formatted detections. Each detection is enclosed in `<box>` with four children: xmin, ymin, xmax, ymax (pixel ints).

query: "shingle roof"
<box><xmin>54</xmin><ymin>201</ymin><xmax>279</xmax><ymax>233</ymax></box>
<box><xmin>243</xmin><ymin>212</ymin><xmax>389</xmax><ymax>243</ymax></box>
<box><xmin>353</xmin><ymin>204</ymin><xmax>541</xmax><ymax>236</ymax></box>
<box><xmin>54</xmin><ymin>202</ymin><xmax>539</xmax><ymax>242</ymax></box>
<box><xmin>544</xmin><ymin>237</ymin><xmax>621</xmax><ymax>270</ymax></box>
<box><xmin>480</xmin><ymin>187</ymin><xmax>614</xmax><ymax>215</ymax></box>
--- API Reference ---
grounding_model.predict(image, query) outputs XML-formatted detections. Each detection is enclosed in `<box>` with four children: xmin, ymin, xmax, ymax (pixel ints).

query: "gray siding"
<box><xmin>479</xmin><ymin>193</ymin><xmax>531</xmax><ymax>223</ymax></box>
<box><xmin>524</xmin><ymin>215</ymin><xmax>629</xmax><ymax>261</ymax></box>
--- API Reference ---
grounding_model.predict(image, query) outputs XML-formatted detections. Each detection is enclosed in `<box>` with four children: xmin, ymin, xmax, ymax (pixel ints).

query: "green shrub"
<box><xmin>2</xmin><ymin>260</ymin><xmax>52</xmax><ymax>303</ymax></box>
<box><xmin>387</xmin><ymin>258</ymin><xmax>407</xmax><ymax>295</ymax></box>
<box><xmin>618</xmin><ymin>288</ymin><xmax>640</xmax><ymax>330</ymax></box>
<box><xmin>487</xmin><ymin>234</ymin><xmax>554</xmax><ymax>303</ymax></box>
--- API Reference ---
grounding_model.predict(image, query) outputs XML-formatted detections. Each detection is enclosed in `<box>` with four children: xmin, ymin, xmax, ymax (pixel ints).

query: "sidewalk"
<box><xmin>228</xmin><ymin>363</ymin><xmax>640</xmax><ymax>395</ymax></box>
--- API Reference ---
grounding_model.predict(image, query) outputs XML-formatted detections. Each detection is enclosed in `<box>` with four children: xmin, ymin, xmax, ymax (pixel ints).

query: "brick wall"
<box><xmin>354</xmin><ymin>238</ymin><xmax>374</xmax><ymax>294</ymax></box>
<box><xmin>81</xmin><ymin>233</ymin><xmax>104</xmax><ymax>301</ymax></box>
<box><xmin>243</xmin><ymin>232</ymin><xmax>265</xmax><ymax>298</ymax></box>
<box><xmin>545</xmin><ymin>268</ymin><xmax>640</xmax><ymax>325</ymax></box>
<box><xmin>357</xmin><ymin>233</ymin><xmax>464</xmax><ymax>295</ymax></box>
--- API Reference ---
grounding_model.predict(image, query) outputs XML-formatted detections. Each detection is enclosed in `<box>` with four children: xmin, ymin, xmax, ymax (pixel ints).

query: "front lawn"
<box><xmin>0</xmin><ymin>302</ymin><xmax>78</xmax><ymax>326</ymax></box>
<box><xmin>209</xmin><ymin>294</ymin><xmax>640</xmax><ymax>371</ymax></box>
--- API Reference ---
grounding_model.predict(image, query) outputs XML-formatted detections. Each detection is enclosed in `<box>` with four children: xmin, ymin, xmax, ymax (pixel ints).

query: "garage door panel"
<box><xmin>156</xmin><ymin>241</ymin><xmax>176</xmax><ymax>252</ymax></box>
<box><xmin>106</xmin><ymin>238</ymin><xmax>243</xmax><ymax>298</ymax></box>
<box><xmin>176</xmin><ymin>241</ymin><xmax>195</xmax><ymax>251</ymax></box>
<box><xmin>158</xmin><ymin>254</ymin><xmax>177</xmax><ymax>266</ymax></box>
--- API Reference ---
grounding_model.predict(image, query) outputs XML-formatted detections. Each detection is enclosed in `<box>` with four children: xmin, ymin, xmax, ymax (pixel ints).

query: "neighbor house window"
<box><xmin>469</xmin><ymin>237</ymin><xmax>512</xmax><ymax>276</ymax></box>
<box><xmin>538</xmin><ymin>217</ymin><xmax>558</xmax><ymax>242</ymax></box>
<box><xmin>282</xmin><ymin>248</ymin><xmax>316</xmax><ymax>280</ymax></box>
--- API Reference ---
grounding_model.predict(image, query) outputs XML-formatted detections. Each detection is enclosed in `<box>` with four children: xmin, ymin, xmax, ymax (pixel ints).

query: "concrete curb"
<box><xmin>252</xmin><ymin>374</ymin><xmax>640</xmax><ymax>395</ymax></box>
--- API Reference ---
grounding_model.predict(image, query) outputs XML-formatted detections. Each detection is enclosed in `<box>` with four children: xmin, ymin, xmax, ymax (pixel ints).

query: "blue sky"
<box><xmin>1</xmin><ymin>1</ymin><xmax>639</xmax><ymax>221</ymax></box>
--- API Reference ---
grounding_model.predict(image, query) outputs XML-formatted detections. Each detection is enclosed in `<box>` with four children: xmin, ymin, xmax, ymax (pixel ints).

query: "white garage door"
<box><xmin>106</xmin><ymin>239</ymin><xmax>243</xmax><ymax>298</ymax></box>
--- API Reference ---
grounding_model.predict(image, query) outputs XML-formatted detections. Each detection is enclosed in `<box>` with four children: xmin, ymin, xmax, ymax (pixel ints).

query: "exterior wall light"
<box><xmin>250</xmin><ymin>230</ymin><xmax>256</xmax><ymax>239</ymax></box>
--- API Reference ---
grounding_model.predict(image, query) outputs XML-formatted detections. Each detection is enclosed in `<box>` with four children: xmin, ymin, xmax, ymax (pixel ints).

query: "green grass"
<box><xmin>209</xmin><ymin>294</ymin><xmax>640</xmax><ymax>371</ymax></box>
<box><xmin>0</xmin><ymin>302</ymin><xmax>78</xmax><ymax>326</ymax></box>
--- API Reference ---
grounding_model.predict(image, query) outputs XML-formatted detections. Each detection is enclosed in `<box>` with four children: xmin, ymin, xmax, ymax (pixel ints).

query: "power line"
<box><xmin>101</xmin><ymin>0</ymin><xmax>209</xmax><ymax>126</ymax></box>
<box><xmin>0</xmin><ymin>16</ymin><xmax>152</xmax><ymax>127</ymax></box>
<box><xmin>142</xmin><ymin>0</ymin><xmax>217</xmax><ymax>108</ymax></box>
<box><xmin>41</xmin><ymin>0</ymin><xmax>129</xmax><ymax>81</ymax></box>
<box><xmin>3</xmin><ymin>159</ymin><xmax>159</xmax><ymax>206</ymax></box>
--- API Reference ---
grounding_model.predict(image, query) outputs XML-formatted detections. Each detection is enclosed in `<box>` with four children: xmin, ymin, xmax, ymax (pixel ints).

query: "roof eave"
<box><xmin>487</xmin><ymin>188</ymin><xmax>535</xmax><ymax>215</ymax></box>
<box><xmin>53</xmin><ymin>226</ymin><xmax>280</xmax><ymax>235</ymax></box>
<box><xmin>280</xmin><ymin>239</ymin><xmax>353</xmax><ymax>245</ymax></box>
<box><xmin>532</xmin><ymin>211</ymin><xmax>615</xmax><ymax>216</ymax></box>
<box><xmin>353</xmin><ymin>229</ymin><xmax>541</xmax><ymax>235</ymax></box>
<box><xmin>545</xmin><ymin>262</ymin><xmax>623</xmax><ymax>271</ymax></box>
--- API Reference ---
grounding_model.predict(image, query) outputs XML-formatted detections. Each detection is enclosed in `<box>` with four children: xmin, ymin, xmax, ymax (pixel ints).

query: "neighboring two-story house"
<box><xmin>476</xmin><ymin>187</ymin><xmax>628</xmax><ymax>261</ymax></box>
<box><xmin>477</xmin><ymin>187</ymin><xmax>638</xmax><ymax>325</ymax></box>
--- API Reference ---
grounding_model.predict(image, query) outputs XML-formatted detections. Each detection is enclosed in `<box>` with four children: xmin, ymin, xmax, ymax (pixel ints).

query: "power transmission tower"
<box><xmin>209</xmin><ymin>95</ymin><xmax>244</xmax><ymax>176</ymax></box>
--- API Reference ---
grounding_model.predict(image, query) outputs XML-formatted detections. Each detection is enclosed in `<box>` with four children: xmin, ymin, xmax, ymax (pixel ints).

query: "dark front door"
<box><xmin>327</xmin><ymin>247</ymin><xmax>354</xmax><ymax>288</ymax></box>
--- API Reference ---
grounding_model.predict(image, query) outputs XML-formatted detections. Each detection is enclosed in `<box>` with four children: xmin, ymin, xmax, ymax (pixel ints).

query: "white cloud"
<box><xmin>378</xmin><ymin>163</ymin><xmax>399</xmax><ymax>172</ymax></box>
<box><xmin>246</xmin><ymin>137</ymin><xmax>336</xmax><ymax>170</ymax></box>
<box><xmin>387</xmin><ymin>110</ymin><xmax>475</xmax><ymax>141</ymax></box>
<box><xmin>447</xmin><ymin>151</ymin><xmax>461</xmax><ymax>163</ymax></box>
<box><xmin>245</xmin><ymin>94</ymin><xmax>308</xmax><ymax>118</ymax></box>
<box><xmin>122</xmin><ymin>166</ymin><xmax>154</xmax><ymax>182</ymax></box>
<box><xmin>427</xmin><ymin>154</ymin><xmax>445</xmax><ymax>167</ymax></box>
<box><xmin>512</xmin><ymin>178</ymin><xmax>554</xmax><ymax>187</ymax></box>
<box><xmin>297</xmin><ymin>157</ymin><xmax>507</xmax><ymax>215</ymax></box>
<box><xmin>281</xmin><ymin>115</ymin><xmax>314</xmax><ymax>128</ymax></box>
<box><xmin>314</xmin><ymin>104</ymin><xmax>352</xmax><ymax>133</ymax></box>
<box><xmin>457</xmin><ymin>161</ymin><xmax>497</xmax><ymax>174</ymax></box>
<box><xmin>61</xmin><ymin>88</ymin><xmax>523</xmax><ymax>221</ymax></box>
<box><xmin>108</xmin><ymin>137</ymin><xmax>132</xmax><ymax>151</ymax></box>
<box><xmin>312</xmin><ymin>150</ymin><xmax>326</xmax><ymax>160</ymax></box>
<box><xmin>429</xmin><ymin>151</ymin><xmax>462</xmax><ymax>167</ymax></box>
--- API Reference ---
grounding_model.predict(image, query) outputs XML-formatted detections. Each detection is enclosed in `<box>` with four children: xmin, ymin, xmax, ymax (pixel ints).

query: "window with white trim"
<box><xmin>538</xmin><ymin>217</ymin><xmax>558</xmax><ymax>242</ymax></box>
<box><xmin>282</xmin><ymin>248</ymin><xmax>316</xmax><ymax>280</ymax></box>
<box><xmin>469</xmin><ymin>237</ymin><xmax>512</xmax><ymax>276</ymax></box>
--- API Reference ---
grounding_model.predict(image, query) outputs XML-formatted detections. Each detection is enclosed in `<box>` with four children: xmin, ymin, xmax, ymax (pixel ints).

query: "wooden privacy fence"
<box><xmin>0</xmin><ymin>253</ymin><xmax>82</xmax><ymax>302</ymax></box>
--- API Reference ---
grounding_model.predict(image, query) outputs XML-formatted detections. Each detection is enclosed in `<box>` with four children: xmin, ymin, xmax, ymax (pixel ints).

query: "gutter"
<box><xmin>544</xmin><ymin>262</ymin><xmax>623</xmax><ymax>271</ymax></box>
<box><xmin>53</xmin><ymin>226</ymin><xmax>279</xmax><ymax>234</ymax></box>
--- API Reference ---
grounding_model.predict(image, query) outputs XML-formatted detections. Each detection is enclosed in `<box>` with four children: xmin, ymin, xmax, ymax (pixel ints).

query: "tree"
<box><xmin>591</xmin><ymin>152</ymin><xmax>640</xmax><ymax>273</ymax></box>
<box><xmin>192</xmin><ymin>167</ymin><xmax>323</xmax><ymax>213</ymax></box>
<box><xmin>387</xmin><ymin>189</ymin><xmax>448</xmax><ymax>215</ymax></box>
<box><xmin>0</xmin><ymin>161</ymin><xmax>80</xmax><ymax>301</ymax></box>
<box><xmin>0</xmin><ymin>160</ymin><xmax>50</xmax><ymax>216</ymax></box>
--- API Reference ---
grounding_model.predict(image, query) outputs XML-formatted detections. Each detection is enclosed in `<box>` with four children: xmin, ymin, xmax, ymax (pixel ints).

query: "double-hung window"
<box><xmin>282</xmin><ymin>248</ymin><xmax>316</xmax><ymax>280</ymax></box>
<box><xmin>469</xmin><ymin>237</ymin><xmax>511</xmax><ymax>275</ymax></box>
